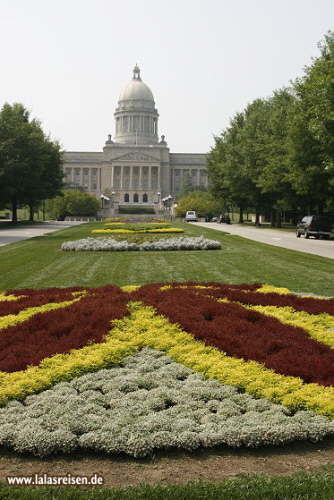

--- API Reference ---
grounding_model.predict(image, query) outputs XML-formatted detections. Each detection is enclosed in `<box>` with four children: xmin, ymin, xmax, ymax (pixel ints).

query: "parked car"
<box><xmin>296</xmin><ymin>215</ymin><xmax>332</xmax><ymax>239</ymax></box>
<box><xmin>210</xmin><ymin>217</ymin><xmax>218</xmax><ymax>222</ymax></box>
<box><xmin>218</xmin><ymin>215</ymin><xmax>231</xmax><ymax>224</ymax></box>
<box><xmin>185</xmin><ymin>210</ymin><xmax>198</xmax><ymax>222</ymax></box>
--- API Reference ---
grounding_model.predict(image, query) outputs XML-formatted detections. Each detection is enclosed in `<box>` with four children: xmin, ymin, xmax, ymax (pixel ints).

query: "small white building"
<box><xmin>63</xmin><ymin>65</ymin><xmax>208</xmax><ymax>212</ymax></box>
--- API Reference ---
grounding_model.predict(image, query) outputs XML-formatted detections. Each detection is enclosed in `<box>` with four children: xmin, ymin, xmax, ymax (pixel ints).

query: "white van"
<box><xmin>185</xmin><ymin>210</ymin><xmax>198</xmax><ymax>222</ymax></box>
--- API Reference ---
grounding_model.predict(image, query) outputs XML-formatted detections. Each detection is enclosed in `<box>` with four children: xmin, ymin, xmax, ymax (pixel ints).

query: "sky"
<box><xmin>0</xmin><ymin>0</ymin><xmax>333</xmax><ymax>154</ymax></box>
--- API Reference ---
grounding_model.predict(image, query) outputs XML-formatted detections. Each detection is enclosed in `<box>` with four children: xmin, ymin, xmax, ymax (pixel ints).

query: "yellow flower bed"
<box><xmin>245</xmin><ymin>305</ymin><xmax>334</xmax><ymax>349</ymax></box>
<box><xmin>0</xmin><ymin>296</ymin><xmax>84</xmax><ymax>330</ymax></box>
<box><xmin>0</xmin><ymin>293</ymin><xmax>24</xmax><ymax>302</ymax></box>
<box><xmin>91</xmin><ymin>228</ymin><xmax>184</xmax><ymax>234</ymax></box>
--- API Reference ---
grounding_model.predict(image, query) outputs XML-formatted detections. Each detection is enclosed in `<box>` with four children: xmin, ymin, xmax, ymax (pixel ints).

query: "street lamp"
<box><xmin>167</xmin><ymin>194</ymin><xmax>172</xmax><ymax>219</ymax></box>
<box><xmin>100</xmin><ymin>195</ymin><xmax>110</xmax><ymax>209</ymax></box>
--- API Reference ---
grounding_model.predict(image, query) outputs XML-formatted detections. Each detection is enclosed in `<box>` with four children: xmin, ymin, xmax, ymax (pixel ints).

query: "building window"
<box><xmin>133</xmin><ymin>193</ymin><xmax>139</xmax><ymax>202</ymax></box>
<box><xmin>143</xmin><ymin>193</ymin><xmax>148</xmax><ymax>203</ymax></box>
<box><xmin>124</xmin><ymin>193</ymin><xmax>129</xmax><ymax>202</ymax></box>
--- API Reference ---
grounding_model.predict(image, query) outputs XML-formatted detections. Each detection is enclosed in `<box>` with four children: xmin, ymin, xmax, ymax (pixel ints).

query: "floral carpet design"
<box><xmin>0</xmin><ymin>283</ymin><xmax>333</xmax><ymax>457</ymax></box>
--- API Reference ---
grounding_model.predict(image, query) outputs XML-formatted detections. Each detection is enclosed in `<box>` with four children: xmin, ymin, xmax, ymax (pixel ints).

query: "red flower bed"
<box><xmin>1</xmin><ymin>282</ymin><xmax>334</xmax><ymax>386</ymax></box>
<box><xmin>185</xmin><ymin>284</ymin><xmax>334</xmax><ymax>315</ymax></box>
<box><xmin>0</xmin><ymin>286</ymin><xmax>130</xmax><ymax>373</ymax></box>
<box><xmin>0</xmin><ymin>287</ymin><xmax>84</xmax><ymax>317</ymax></box>
<box><xmin>132</xmin><ymin>283</ymin><xmax>334</xmax><ymax>386</ymax></box>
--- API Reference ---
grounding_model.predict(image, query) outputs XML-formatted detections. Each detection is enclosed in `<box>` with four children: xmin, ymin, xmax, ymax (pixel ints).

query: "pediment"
<box><xmin>112</xmin><ymin>151</ymin><xmax>159</xmax><ymax>162</ymax></box>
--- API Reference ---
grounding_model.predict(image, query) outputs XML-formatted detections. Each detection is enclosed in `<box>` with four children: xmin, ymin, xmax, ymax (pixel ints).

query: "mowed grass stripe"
<box><xmin>0</xmin><ymin>221</ymin><xmax>333</xmax><ymax>296</ymax></box>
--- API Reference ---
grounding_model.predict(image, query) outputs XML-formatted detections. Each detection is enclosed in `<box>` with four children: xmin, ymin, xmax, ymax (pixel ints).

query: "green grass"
<box><xmin>1</xmin><ymin>466</ymin><xmax>334</xmax><ymax>499</ymax></box>
<box><xmin>0</xmin><ymin>221</ymin><xmax>333</xmax><ymax>295</ymax></box>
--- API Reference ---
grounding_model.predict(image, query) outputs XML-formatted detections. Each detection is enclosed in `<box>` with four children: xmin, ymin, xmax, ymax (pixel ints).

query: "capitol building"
<box><xmin>63</xmin><ymin>65</ymin><xmax>208</xmax><ymax>212</ymax></box>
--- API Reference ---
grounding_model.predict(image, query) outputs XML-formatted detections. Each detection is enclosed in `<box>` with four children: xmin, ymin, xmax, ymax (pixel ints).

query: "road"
<box><xmin>195</xmin><ymin>222</ymin><xmax>334</xmax><ymax>259</ymax></box>
<box><xmin>0</xmin><ymin>221</ymin><xmax>84</xmax><ymax>247</ymax></box>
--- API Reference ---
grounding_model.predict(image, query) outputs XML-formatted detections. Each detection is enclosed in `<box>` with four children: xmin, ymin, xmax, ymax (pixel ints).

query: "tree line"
<box><xmin>0</xmin><ymin>103</ymin><xmax>64</xmax><ymax>223</ymax></box>
<box><xmin>206</xmin><ymin>31</ymin><xmax>334</xmax><ymax>226</ymax></box>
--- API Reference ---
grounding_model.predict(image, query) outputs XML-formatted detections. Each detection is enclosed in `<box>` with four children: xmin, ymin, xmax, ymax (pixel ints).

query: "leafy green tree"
<box><xmin>0</xmin><ymin>103</ymin><xmax>64</xmax><ymax>222</ymax></box>
<box><xmin>46</xmin><ymin>189</ymin><xmax>100</xmax><ymax>220</ymax></box>
<box><xmin>175</xmin><ymin>190</ymin><xmax>220</xmax><ymax>219</ymax></box>
<box><xmin>291</xmin><ymin>31</ymin><xmax>334</xmax><ymax>213</ymax></box>
<box><xmin>295</xmin><ymin>31</ymin><xmax>334</xmax><ymax>164</ymax></box>
<box><xmin>176</xmin><ymin>172</ymin><xmax>195</xmax><ymax>200</ymax></box>
<box><xmin>207</xmin><ymin>112</ymin><xmax>258</xmax><ymax>223</ymax></box>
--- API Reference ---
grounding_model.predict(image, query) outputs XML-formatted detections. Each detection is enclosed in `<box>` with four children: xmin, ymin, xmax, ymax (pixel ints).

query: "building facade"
<box><xmin>63</xmin><ymin>65</ymin><xmax>208</xmax><ymax>212</ymax></box>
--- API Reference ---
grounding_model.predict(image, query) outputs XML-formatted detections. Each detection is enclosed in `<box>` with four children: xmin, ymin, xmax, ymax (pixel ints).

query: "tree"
<box><xmin>291</xmin><ymin>31</ymin><xmax>334</xmax><ymax>214</ymax></box>
<box><xmin>294</xmin><ymin>31</ymin><xmax>334</xmax><ymax>165</ymax></box>
<box><xmin>0</xmin><ymin>103</ymin><xmax>64</xmax><ymax>222</ymax></box>
<box><xmin>207</xmin><ymin>112</ymin><xmax>258</xmax><ymax>223</ymax></box>
<box><xmin>46</xmin><ymin>190</ymin><xmax>100</xmax><ymax>220</ymax></box>
<box><xmin>175</xmin><ymin>190</ymin><xmax>221</xmax><ymax>219</ymax></box>
<box><xmin>176</xmin><ymin>172</ymin><xmax>195</xmax><ymax>200</ymax></box>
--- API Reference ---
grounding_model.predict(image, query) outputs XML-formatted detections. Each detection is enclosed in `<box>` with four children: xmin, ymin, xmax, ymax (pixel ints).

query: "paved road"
<box><xmin>195</xmin><ymin>222</ymin><xmax>334</xmax><ymax>259</ymax></box>
<box><xmin>0</xmin><ymin>221</ymin><xmax>84</xmax><ymax>247</ymax></box>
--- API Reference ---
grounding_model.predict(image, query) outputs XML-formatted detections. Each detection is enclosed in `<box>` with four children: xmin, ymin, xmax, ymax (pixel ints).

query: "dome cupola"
<box><xmin>114</xmin><ymin>65</ymin><xmax>159</xmax><ymax>145</ymax></box>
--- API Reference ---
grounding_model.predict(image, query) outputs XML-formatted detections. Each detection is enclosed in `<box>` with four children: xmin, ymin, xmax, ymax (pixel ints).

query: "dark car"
<box><xmin>296</xmin><ymin>215</ymin><xmax>332</xmax><ymax>239</ymax></box>
<box><xmin>218</xmin><ymin>215</ymin><xmax>231</xmax><ymax>224</ymax></box>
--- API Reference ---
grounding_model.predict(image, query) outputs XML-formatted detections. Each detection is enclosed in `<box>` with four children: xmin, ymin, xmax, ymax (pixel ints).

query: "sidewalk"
<box><xmin>0</xmin><ymin>221</ymin><xmax>84</xmax><ymax>247</ymax></box>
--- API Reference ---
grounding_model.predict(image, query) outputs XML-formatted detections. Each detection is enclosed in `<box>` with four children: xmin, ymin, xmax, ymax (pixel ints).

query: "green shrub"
<box><xmin>118</xmin><ymin>206</ymin><xmax>155</xmax><ymax>214</ymax></box>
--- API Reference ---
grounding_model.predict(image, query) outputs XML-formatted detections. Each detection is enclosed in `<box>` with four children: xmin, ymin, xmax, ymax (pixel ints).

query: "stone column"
<box><xmin>130</xmin><ymin>166</ymin><xmax>133</xmax><ymax>189</ymax></box>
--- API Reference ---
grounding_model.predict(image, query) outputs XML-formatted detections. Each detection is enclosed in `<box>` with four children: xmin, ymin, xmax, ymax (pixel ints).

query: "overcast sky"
<box><xmin>1</xmin><ymin>0</ymin><xmax>333</xmax><ymax>154</ymax></box>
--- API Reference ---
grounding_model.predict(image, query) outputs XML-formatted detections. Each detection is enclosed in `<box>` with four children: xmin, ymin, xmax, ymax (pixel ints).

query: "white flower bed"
<box><xmin>61</xmin><ymin>236</ymin><xmax>221</xmax><ymax>251</ymax></box>
<box><xmin>0</xmin><ymin>349</ymin><xmax>333</xmax><ymax>457</ymax></box>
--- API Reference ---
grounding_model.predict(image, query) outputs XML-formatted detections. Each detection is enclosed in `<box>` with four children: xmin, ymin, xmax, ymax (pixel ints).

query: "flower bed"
<box><xmin>61</xmin><ymin>236</ymin><xmax>221</xmax><ymax>251</ymax></box>
<box><xmin>0</xmin><ymin>283</ymin><xmax>333</xmax><ymax>457</ymax></box>
<box><xmin>103</xmin><ymin>222</ymin><xmax>171</xmax><ymax>230</ymax></box>
<box><xmin>92</xmin><ymin>227</ymin><xmax>184</xmax><ymax>234</ymax></box>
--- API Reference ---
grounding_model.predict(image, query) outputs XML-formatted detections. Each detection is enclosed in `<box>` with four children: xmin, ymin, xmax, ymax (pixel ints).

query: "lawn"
<box><xmin>0</xmin><ymin>221</ymin><xmax>333</xmax><ymax>296</ymax></box>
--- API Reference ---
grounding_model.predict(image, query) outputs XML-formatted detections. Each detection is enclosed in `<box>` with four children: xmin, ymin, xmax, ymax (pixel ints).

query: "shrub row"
<box><xmin>105</xmin><ymin>217</ymin><xmax>166</xmax><ymax>223</ymax></box>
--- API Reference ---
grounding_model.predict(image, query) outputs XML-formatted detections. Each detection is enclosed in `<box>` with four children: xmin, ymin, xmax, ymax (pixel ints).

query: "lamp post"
<box><xmin>100</xmin><ymin>195</ymin><xmax>110</xmax><ymax>209</ymax></box>
<box><xmin>167</xmin><ymin>194</ymin><xmax>172</xmax><ymax>219</ymax></box>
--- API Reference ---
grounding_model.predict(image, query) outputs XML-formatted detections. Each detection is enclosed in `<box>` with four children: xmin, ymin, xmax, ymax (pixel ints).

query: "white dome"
<box><xmin>119</xmin><ymin>79</ymin><xmax>154</xmax><ymax>103</ymax></box>
<box><xmin>118</xmin><ymin>65</ymin><xmax>155</xmax><ymax>105</ymax></box>
<box><xmin>114</xmin><ymin>65</ymin><xmax>159</xmax><ymax>145</ymax></box>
